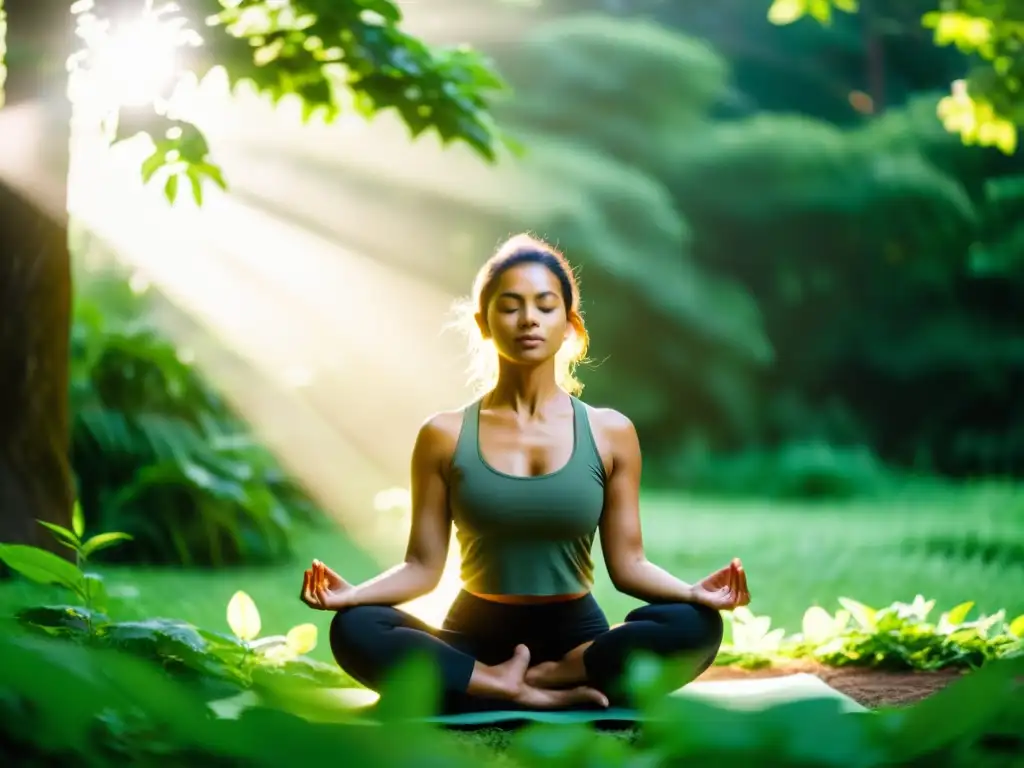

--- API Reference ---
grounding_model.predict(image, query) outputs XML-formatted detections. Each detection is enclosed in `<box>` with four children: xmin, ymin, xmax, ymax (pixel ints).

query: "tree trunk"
<box><xmin>0</xmin><ymin>0</ymin><xmax>76</xmax><ymax>555</ymax></box>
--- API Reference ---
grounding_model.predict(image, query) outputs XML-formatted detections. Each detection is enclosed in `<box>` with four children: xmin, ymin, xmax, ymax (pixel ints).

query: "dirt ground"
<box><xmin>697</xmin><ymin>659</ymin><xmax>965</xmax><ymax>709</ymax></box>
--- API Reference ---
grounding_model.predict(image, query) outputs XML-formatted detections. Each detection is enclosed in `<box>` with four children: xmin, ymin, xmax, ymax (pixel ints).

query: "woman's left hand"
<box><xmin>690</xmin><ymin>558</ymin><xmax>751</xmax><ymax>611</ymax></box>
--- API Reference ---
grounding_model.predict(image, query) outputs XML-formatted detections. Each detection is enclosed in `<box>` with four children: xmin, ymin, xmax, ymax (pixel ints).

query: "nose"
<box><xmin>519</xmin><ymin>305</ymin><xmax>540</xmax><ymax>328</ymax></box>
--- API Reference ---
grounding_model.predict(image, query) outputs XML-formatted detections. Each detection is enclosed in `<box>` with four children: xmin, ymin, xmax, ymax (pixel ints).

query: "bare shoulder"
<box><xmin>582</xmin><ymin>403</ymin><xmax>640</xmax><ymax>472</ymax></box>
<box><xmin>414</xmin><ymin>407</ymin><xmax>467</xmax><ymax>464</ymax></box>
<box><xmin>584</xmin><ymin>403</ymin><xmax>638</xmax><ymax>442</ymax></box>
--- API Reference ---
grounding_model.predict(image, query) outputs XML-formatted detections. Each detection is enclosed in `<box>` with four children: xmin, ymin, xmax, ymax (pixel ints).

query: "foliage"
<box><xmin>2</xmin><ymin>515</ymin><xmax>1023</xmax><ymax>764</ymax></box>
<box><xmin>0</xmin><ymin>526</ymin><xmax>350</xmax><ymax>711</ymax></box>
<box><xmin>0</xmin><ymin>502</ymin><xmax>128</xmax><ymax>628</ymax></box>
<box><xmin>1</xmin><ymin>624</ymin><xmax>1022</xmax><ymax>767</ymax></box>
<box><xmin>364</xmin><ymin>12</ymin><xmax>1024</xmax><ymax>483</ymax></box>
<box><xmin>490</xmin><ymin>14</ymin><xmax>728</xmax><ymax>175</ymax></box>
<box><xmin>65</xmin><ymin>0</ymin><xmax>506</xmax><ymax>204</ymax></box>
<box><xmin>668</xmin><ymin>97</ymin><xmax>1024</xmax><ymax>477</ymax></box>
<box><xmin>70</xmin><ymin>272</ymin><xmax>320</xmax><ymax>566</ymax></box>
<box><xmin>767</xmin><ymin>0</ymin><xmax>1024</xmax><ymax>154</ymax></box>
<box><xmin>718</xmin><ymin>595</ymin><xmax>1024</xmax><ymax>671</ymax></box>
<box><xmin>0</xmin><ymin>629</ymin><xmax>475</xmax><ymax>766</ymax></box>
<box><xmin>673</xmin><ymin>442</ymin><xmax>895</xmax><ymax>499</ymax></box>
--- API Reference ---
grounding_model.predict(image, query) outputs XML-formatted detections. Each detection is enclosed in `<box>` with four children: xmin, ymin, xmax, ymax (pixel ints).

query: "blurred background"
<box><xmin>1</xmin><ymin>0</ymin><xmax>1023</xmax><ymax>660</ymax></box>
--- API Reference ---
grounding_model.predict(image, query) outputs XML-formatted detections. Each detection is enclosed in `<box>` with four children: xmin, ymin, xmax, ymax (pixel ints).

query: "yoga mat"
<box><xmin>321</xmin><ymin>673</ymin><xmax>868</xmax><ymax>729</ymax></box>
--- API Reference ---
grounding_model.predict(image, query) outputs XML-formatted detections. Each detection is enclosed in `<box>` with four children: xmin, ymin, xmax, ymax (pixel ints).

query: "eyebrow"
<box><xmin>496</xmin><ymin>290</ymin><xmax>559</xmax><ymax>301</ymax></box>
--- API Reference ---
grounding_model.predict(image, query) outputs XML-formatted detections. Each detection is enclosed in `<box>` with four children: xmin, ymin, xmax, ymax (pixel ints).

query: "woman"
<box><xmin>300</xmin><ymin>234</ymin><xmax>751</xmax><ymax>713</ymax></box>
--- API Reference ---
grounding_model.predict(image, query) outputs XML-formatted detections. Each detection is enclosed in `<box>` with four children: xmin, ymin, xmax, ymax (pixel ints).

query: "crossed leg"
<box><xmin>526</xmin><ymin>601</ymin><xmax>724</xmax><ymax>701</ymax></box>
<box><xmin>328</xmin><ymin>604</ymin><xmax>609</xmax><ymax>713</ymax></box>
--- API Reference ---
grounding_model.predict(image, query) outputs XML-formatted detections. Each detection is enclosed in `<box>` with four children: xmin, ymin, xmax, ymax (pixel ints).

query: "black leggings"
<box><xmin>329</xmin><ymin>591</ymin><xmax>723</xmax><ymax>712</ymax></box>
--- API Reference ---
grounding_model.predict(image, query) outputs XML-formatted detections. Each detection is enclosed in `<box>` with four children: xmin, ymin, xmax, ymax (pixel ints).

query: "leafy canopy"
<box><xmin>69</xmin><ymin>0</ymin><xmax>506</xmax><ymax>204</ymax></box>
<box><xmin>768</xmin><ymin>0</ymin><xmax>1024</xmax><ymax>154</ymax></box>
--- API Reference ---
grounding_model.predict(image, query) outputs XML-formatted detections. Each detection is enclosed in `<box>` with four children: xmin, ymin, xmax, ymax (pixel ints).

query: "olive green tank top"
<box><xmin>449</xmin><ymin>396</ymin><xmax>607</xmax><ymax>596</ymax></box>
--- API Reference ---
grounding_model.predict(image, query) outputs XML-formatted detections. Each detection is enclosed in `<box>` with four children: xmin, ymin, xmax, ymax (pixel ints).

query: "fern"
<box><xmin>69</xmin><ymin>272</ymin><xmax>319</xmax><ymax>567</ymax></box>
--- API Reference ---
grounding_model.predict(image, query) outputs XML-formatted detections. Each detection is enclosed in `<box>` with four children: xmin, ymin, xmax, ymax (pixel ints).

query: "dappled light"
<box><xmin>67</xmin><ymin>80</ymin><xmax>481</xmax><ymax>566</ymax></box>
<box><xmin>70</xmin><ymin>3</ymin><xmax>196</xmax><ymax>112</ymax></box>
<box><xmin>3</xmin><ymin>1</ymin><xmax>1024</xmax><ymax>765</ymax></box>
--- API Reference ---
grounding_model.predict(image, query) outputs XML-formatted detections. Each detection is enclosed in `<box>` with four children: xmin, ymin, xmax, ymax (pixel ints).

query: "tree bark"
<box><xmin>0</xmin><ymin>0</ymin><xmax>76</xmax><ymax>555</ymax></box>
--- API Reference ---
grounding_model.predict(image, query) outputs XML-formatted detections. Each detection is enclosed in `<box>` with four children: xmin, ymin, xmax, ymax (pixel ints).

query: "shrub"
<box><xmin>718</xmin><ymin>597</ymin><xmax>1024</xmax><ymax>671</ymax></box>
<box><xmin>667</xmin><ymin>441</ymin><xmax>895</xmax><ymax>499</ymax></box>
<box><xmin>71</xmin><ymin>272</ymin><xmax>320</xmax><ymax>566</ymax></box>
<box><xmin>1</xmin><ymin>624</ymin><xmax>1022</xmax><ymax>766</ymax></box>
<box><xmin>0</xmin><ymin>518</ymin><xmax>350</xmax><ymax>711</ymax></box>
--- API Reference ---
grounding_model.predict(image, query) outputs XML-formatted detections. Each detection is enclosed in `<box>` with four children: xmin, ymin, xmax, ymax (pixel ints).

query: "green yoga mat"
<box><xmin>325</xmin><ymin>673</ymin><xmax>868</xmax><ymax>729</ymax></box>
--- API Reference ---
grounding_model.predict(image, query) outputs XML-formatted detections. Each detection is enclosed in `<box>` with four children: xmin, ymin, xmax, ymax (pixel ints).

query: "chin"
<box><xmin>501</xmin><ymin>347</ymin><xmax>556</xmax><ymax>366</ymax></box>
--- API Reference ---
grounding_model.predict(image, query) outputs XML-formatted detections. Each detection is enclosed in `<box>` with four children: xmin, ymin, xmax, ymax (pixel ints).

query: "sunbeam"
<box><xmin>1</xmin><ymin>0</ymin><xmax>530</xmax><ymax>627</ymax></box>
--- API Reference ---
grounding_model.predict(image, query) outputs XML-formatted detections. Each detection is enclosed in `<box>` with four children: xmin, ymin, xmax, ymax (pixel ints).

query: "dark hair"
<box><xmin>476</xmin><ymin>237</ymin><xmax>579</xmax><ymax>319</ymax></box>
<box><xmin>454</xmin><ymin>233</ymin><xmax>590</xmax><ymax>395</ymax></box>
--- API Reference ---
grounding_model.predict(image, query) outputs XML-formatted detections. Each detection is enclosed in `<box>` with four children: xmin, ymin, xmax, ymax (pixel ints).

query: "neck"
<box><xmin>488</xmin><ymin>359</ymin><xmax>564</xmax><ymax>415</ymax></box>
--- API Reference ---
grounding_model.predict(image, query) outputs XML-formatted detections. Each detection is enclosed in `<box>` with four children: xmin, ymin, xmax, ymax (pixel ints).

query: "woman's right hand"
<box><xmin>300</xmin><ymin>559</ymin><xmax>355</xmax><ymax>611</ymax></box>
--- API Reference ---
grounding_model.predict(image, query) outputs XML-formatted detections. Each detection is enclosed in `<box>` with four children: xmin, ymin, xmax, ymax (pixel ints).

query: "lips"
<box><xmin>516</xmin><ymin>335</ymin><xmax>544</xmax><ymax>344</ymax></box>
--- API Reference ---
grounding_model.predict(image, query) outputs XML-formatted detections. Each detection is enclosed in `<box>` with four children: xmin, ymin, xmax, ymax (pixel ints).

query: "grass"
<box><xmin>3</xmin><ymin>481</ymin><xmax>1023</xmax><ymax>667</ymax></box>
<box><xmin>3</xmin><ymin>482</ymin><xmax>1022</xmax><ymax>762</ymax></box>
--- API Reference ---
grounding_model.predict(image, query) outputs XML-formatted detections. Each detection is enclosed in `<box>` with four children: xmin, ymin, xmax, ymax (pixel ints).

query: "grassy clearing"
<box><xmin>2</xmin><ymin>483</ymin><xmax>1022</xmax><ymax>670</ymax></box>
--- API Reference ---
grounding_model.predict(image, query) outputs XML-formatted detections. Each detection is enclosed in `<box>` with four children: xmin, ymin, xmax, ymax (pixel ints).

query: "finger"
<box><xmin>731</xmin><ymin>568</ymin><xmax>744</xmax><ymax>608</ymax></box>
<box><xmin>300</xmin><ymin>570</ymin><xmax>310</xmax><ymax>601</ymax></box>
<box><xmin>736</xmin><ymin>564</ymin><xmax>749</xmax><ymax>599</ymax></box>
<box><xmin>315</xmin><ymin>561</ymin><xmax>328</xmax><ymax>591</ymax></box>
<box><xmin>709</xmin><ymin>563</ymin><xmax>731</xmax><ymax>588</ymax></box>
<box><xmin>319</xmin><ymin>563</ymin><xmax>330</xmax><ymax>591</ymax></box>
<box><xmin>300</xmin><ymin>571</ymin><xmax>317</xmax><ymax>607</ymax></box>
<box><xmin>315</xmin><ymin>587</ymin><xmax>330</xmax><ymax>609</ymax></box>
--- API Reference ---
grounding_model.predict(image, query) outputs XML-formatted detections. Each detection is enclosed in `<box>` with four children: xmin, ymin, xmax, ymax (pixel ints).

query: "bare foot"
<box><xmin>467</xmin><ymin>644</ymin><xmax>533</xmax><ymax>700</ymax></box>
<box><xmin>525</xmin><ymin>642</ymin><xmax>592</xmax><ymax>689</ymax></box>
<box><xmin>526</xmin><ymin>658</ymin><xmax>588</xmax><ymax>689</ymax></box>
<box><xmin>514</xmin><ymin>683</ymin><xmax>609</xmax><ymax>710</ymax></box>
<box><xmin>467</xmin><ymin>646</ymin><xmax>608</xmax><ymax>709</ymax></box>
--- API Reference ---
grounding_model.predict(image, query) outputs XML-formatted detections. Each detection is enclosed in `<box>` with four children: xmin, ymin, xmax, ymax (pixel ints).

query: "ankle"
<box><xmin>473</xmin><ymin>662</ymin><xmax>524</xmax><ymax>700</ymax></box>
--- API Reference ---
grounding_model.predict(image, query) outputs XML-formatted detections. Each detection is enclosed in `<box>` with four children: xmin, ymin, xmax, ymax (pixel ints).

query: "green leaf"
<box><xmin>227</xmin><ymin>591</ymin><xmax>261</xmax><ymax>641</ymax></box>
<box><xmin>37</xmin><ymin>521</ymin><xmax>81</xmax><ymax>551</ymax></box>
<box><xmin>187</xmin><ymin>167</ymin><xmax>204</xmax><ymax>206</ymax></box>
<box><xmin>838</xmin><ymin>597</ymin><xmax>877</xmax><ymax>631</ymax></box>
<box><xmin>140</xmin><ymin>149</ymin><xmax>166</xmax><ymax>183</ymax></box>
<box><xmin>80</xmin><ymin>532</ymin><xmax>133</xmax><ymax>561</ymax></box>
<box><xmin>197</xmin><ymin>162</ymin><xmax>227</xmax><ymax>190</ymax></box>
<box><xmin>946</xmin><ymin>601</ymin><xmax>975</xmax><ymax>626</ymax></box>
<box><xmin>71</xmin><ymin>501</ymin><xmax>85</xmax><ymax>538</ymax></box>
<box><xmin>801</xmin><ymin>606</ymin><xmax>836</xmax><ymax>644</ymax></box>
<box><xmin>807</xmin><ymin>0</ymin><xmax>832</xmax><ymax>24</ymax></box>
<box><xmin>374</xmin><ymin>652</ymin><xmax>441</xmax><ymax>722</ymax></box>
<box><xmin>285</xmin><ymin>624</ymin><xmax>318</xmax><ymax>655</ymax></box>
<box><xmin>16</xmin><ymin>605</ymin><xmax>109</xmax><ymax>638</ymax></box>
<box><xmin>164</xmin><ymin>173</ymin><xmax>179</xmax><ymax>205</ymax></box>
<box><xmin>768</xmin><ymin>0</ymin><xmax>808</xmax><ymax>25</ymax></box>
<box><xmin>878</xmin><ymin>655</ymin><xmax>1024</xmax><ymax>763</ymax></box>
<box><xmin>0</xmin><ymin>544</ymin><xmax>83</xmax><ymax>592</ymax></box>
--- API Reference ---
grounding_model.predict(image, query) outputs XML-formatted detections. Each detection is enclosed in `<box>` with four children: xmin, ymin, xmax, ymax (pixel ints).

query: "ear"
<box><xmin>475</xmin><ymin>311</ymin><xmax>491</xmax><ymax>340</ymax></box>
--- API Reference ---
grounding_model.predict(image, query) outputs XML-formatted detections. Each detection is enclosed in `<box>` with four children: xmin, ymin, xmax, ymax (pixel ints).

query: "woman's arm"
<box><xmin>597</xmin><ymin>410</ymin><xmax>698</xmax><ymax>604</ymax></box>
<box><xmin>338</xmin><ymin>414</ymin><xmax>456</xmax><ymax>608</ymax></box>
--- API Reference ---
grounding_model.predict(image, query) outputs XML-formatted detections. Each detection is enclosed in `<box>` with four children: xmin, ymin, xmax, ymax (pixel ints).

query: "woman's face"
<box><xmin>479</xmin><ymin>262</ymin><xmax>571</xmax><ymax>366</ymax></box>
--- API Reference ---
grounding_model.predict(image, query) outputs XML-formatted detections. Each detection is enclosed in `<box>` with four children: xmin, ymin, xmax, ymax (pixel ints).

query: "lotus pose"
<box><xmin>300</xmin><ymin>234</ymin><xmax>751</xmax><ymax>713</ymax></box>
